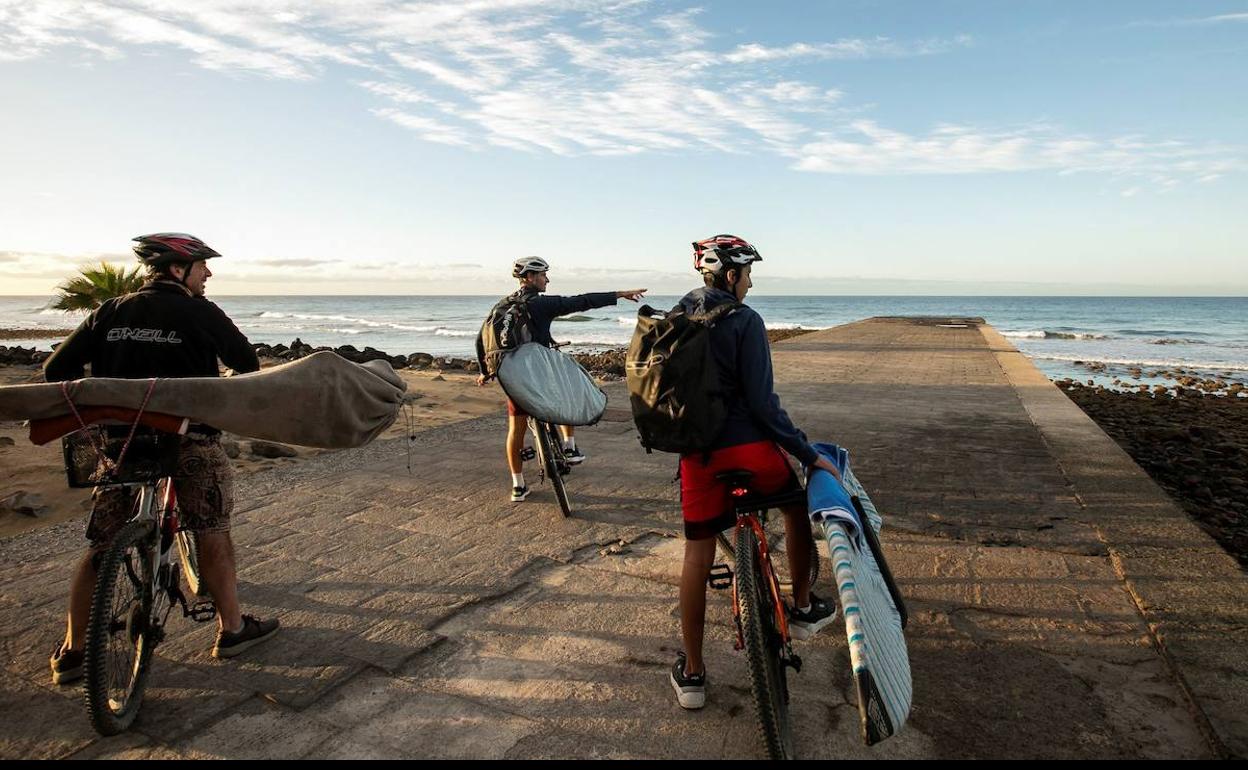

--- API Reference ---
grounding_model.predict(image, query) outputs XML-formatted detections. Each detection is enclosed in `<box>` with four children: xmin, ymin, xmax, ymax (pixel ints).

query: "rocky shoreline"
<box><xmin>0</xmin><ymin>327</ymin><xmax>814</xmax><ymax>380</ymax></box>
<box><xmin>1066</xmin><ymin>360</ymin><xmax>1245</xmax><ymax>398</ymax></box>
<box><xmin>1059</xmin><ymin>380</ymin><xmax>1247</xmax><ymax>566</ymax></box>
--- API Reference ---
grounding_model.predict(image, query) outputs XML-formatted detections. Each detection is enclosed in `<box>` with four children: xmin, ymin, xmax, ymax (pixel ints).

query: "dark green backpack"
<box><xmin>626</xmin><ymin>302</ymin><xmax>741</xmax><ymax>453</ymax></box>
<box><xmin>478</xmin><ymin>292</ymin><xmax>533</xmax><ymax>380</ymax></box>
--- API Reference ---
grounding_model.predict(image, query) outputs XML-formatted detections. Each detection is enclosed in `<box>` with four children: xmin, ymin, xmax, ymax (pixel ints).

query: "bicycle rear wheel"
<box><xmin>717</xmin><ymin>520</ymin><xmax>819</xmax><ymax>591</ymax></box>
<box><xmin>735</xmin><ymin>525</ymin><xmax>796</xmax><ymax>759</ymax></box>
<box><xmin>84</xmin><ymin>518</ymin><xmax>159</xmax><ymax>736</ymax></box>
<box><xmin>535</xmin><ymin>423</ymin><xmax>572</xmax><ymax>517</ymax></box>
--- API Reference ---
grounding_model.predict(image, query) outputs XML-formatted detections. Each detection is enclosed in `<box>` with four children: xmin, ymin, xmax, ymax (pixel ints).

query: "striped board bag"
<box><xmin>809</xmin><ymin>445</ymin><xmax>912</xmax><ymax>745</ymax></box>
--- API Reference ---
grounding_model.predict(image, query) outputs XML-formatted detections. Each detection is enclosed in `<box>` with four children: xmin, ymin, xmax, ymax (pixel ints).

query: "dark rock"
<box><xmin>249</xmin><ymin>440</ymin><xmax>299</xmax><ymax>459</ymax></box>
<box><xmin>1</xmin><ymin>491</ymin><xmax>47</xmax><ymax>518</ymax></box>
<box><xmin>0</xmin><ymin>436</ymin><xmax>15</xmax><ymax>447</ymax></box>
<box><xmin>407</xmin><ymin>353</ymin><xmax>434</xmax><ymax>368</ymax></box>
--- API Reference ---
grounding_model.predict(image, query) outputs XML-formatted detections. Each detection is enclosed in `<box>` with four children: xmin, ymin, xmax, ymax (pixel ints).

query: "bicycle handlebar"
<box><xmin>29</xmin><ymin>407</ymin><xmax>190</xmax><ymax>446</ymax></box>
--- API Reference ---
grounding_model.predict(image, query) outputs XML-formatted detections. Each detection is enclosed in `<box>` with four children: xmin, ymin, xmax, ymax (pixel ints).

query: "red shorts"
<box><xmin>680</xmin><ymin>441</ymin><xmax>798</xmax><ymax>540</ymax></box>
<box><xmin>507</xmin><ymin>398</ymin><xmax>528</xmax><ymax>418</ymax></box>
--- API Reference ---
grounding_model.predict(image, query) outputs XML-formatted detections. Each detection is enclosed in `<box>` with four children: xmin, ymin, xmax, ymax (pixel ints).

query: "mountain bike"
<box><xmin>32</xmin><ymin>404</ymin><xmax>216</xmax><ymax>736</ymax></box>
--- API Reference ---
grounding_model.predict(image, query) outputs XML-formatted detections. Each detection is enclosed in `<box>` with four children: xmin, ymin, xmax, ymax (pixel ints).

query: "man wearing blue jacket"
<box><xmin>477</xmin><ymin>256</ymin><xmax>645</xmax><ymax>501</ymax></box>
<box><xmin>669</xmin><ymin>234</ymin><xmax>842</xmax><ymax>710</ymax></box>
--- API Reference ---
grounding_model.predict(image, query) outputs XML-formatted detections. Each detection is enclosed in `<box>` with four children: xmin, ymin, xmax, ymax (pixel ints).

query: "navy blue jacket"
<box><xmin>522</xmin><ymin>288</ymin><xmax>618</xmax><ymax>346</ymax></box>
<box><xmin>677</xmin><ymin>286</ymin><xmax>818</xmax><ymax>466</ymax></box>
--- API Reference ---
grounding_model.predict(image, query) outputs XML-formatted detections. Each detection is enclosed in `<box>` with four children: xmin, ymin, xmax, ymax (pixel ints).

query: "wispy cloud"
<box><xmin>1130</xmin><ymin>12</ymin><xmax>1248</xmax><ymax>27</ymax></box>
<box><xmin>794</xmin><ymin>121</ymin><xmax>1244</xmax><ymax>184</ymax></box>
<box><xmin>252</xmin><ymin>257</ymin><xmax>337</xmax><ymax>267</ymax></box>
<box><xmin>722</xmin><ymin>35</ymin><xmax>972</xmax><ymax>63</ymax></box>
<box><xmin>1</xmin><ymin>1</ymin><xmax>1241</xmax><ymax>186</ymax></box>
<box><xmin>0</xmin><ymin>249</ymin><xmax>133</xmax><ymax>280</ymax></box>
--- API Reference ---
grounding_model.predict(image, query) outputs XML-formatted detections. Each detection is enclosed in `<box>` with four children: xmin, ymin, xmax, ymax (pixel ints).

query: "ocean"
<box><xmin>3</xmin><ymin>295</ymin><xmax>1246</xmax><ymax>390</ymax></box>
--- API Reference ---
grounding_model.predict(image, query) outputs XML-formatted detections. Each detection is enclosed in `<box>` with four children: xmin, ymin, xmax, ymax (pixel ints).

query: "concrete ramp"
<box><xmin>1</xmin><ymin>318</ymin><xmax>1243</xmax><ymax>758</ymax></box>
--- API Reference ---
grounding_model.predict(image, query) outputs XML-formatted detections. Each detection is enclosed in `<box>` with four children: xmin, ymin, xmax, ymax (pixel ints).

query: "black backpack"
<box><xmin>478</xmin><ymin>292</ymin><xmax>533</xmax><ymax>380</ymax></box>
<box><xmin>626</xmin><ymin>302</ymin><xmax>741</xmax><ymax>453</ymax></box>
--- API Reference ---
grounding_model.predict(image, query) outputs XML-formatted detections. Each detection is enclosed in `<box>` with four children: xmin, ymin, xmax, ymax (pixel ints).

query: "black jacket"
<box><xmin>677</xmin><ymin>286</ymin><xmax>818</xmax><ymax>466</ymax></box>
<box><xmin>44</xmin><ymin>281</ymin><xmax>259</xmax><ymax>383</ymax></box>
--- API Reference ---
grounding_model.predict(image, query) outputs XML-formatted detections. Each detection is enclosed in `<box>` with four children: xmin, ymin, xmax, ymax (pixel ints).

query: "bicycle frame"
<box><xmin>102</xmin><ymin>472</ymin><xmax>215</xmax><ymax>627</ymax></box>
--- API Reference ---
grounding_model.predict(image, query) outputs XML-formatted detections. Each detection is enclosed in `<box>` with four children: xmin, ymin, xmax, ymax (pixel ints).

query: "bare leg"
<box><xmin>782</xmin><ymin>504</ymin><xmax>813</xmax><ymax>608</ymax></box>
<box><xmin>506</xmin><ymin>414</ymin><xmax>528</xmax><ymax>474</ymax></box>
<box><xmin>558</xmin><ymin>426</ymin><xmax>574</xmax><ymax>442</ymax></box>
<box><xmin>197</xmin><ymin>531</ymin><xmax>243</xmax><ymax>633</ymax></box>
<box><xmin>679</xmin><ymin>537</ymin><xmax>717</xmax><ymax>676</ymax></box>
<box><xmin>64</xmin><ymin>549</ymin><xmax>101</xmax><ymax>651</ymax></box>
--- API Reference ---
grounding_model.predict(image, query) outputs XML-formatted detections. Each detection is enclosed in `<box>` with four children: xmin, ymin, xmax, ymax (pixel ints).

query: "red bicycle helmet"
<box><xmin>132</xmin><ymin>233</ymin><xmax>222</xmax><ymax>266</ymax></box>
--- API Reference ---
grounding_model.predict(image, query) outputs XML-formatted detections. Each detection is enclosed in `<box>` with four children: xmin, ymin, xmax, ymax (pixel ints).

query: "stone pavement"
<box><xmin>1</xmin><ymin>317</ymin><xmax>1243</xmax><ymax>759</ymax></box>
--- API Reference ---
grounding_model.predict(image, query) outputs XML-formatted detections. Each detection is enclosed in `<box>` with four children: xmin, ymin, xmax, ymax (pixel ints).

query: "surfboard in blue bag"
<box><xmin>807</xmin><ymin>442</ymin><xmax>911</xmax><ymax>746</ymax></box>
<box><xmin>497</xmin><ymin>342</ymin><xmax>607</xmax><ymax>427</ymax></box>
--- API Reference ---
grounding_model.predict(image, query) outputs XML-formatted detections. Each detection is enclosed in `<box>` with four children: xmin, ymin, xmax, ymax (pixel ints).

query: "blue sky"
<box><xmin>1</xmin><ymin>0</ymin><xmax>1245</xmax><ymax>295</ymax></box>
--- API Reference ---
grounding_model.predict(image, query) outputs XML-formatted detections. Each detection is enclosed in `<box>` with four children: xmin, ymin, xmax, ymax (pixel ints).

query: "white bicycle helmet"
<box><xmin>512</xmin><ymin>256</ymin><xmax>551</xmax><ymax>278</ymax></box>
<box><xmin>693</xmin><ymin>234</ymin><xmax>762</xmax><ymax>274</ymax></box>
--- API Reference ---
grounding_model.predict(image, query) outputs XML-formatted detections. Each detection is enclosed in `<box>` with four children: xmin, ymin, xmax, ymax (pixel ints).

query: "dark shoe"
<box><xmin>670</xmin><ymin>652</ymin><xmax>706</xmax><ymax>709</ymax></box>
<box><xmin>510</xmin><ymin>485</ymin><xmax>530</xmax><ymax>502</ymax></box>
<box><xmin>788</xmin><ymin>593</ymin><xmax>837</xmax><ymax>641</ymax></box>
<box><xmin>212</xmin><ymin>615</ymin><xmax>279</xmax><ymax>659</ymax></box>
<box><xmin>50</xmin><ymin>643</ymin><xmax>84</xmax><ymax>685</ymax></box>
<box><xmin>564</xmin><ymin>447</ymin><xmax>586</xmax><ymax>465</ymax></box>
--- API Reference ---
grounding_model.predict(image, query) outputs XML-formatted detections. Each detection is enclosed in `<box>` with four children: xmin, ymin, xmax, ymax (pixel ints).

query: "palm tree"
<box><xmin>51</xmin><ymin>262</ymin><xmax>146</xmax><ymax>312</ymax></box>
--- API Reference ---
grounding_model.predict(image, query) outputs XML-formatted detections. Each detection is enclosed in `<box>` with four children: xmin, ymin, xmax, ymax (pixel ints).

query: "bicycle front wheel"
<box><xmin>735</xmin><ymin>525</ymin><xmax>796</xmax><ymax>759</ymax></box>
<box><xmin>84</xmin><ymin>518</ymin><xmax>159</xmax><ymax>736</ymax></box>
<box><xmin>175</xmin><ymin>530</ymin><xmax>206</xmax><ymax>598</ymax></box>
<box><xmin>535</xmin><ymin>423</ymin><xmax>572</xmax><ymax>517</ymax></box>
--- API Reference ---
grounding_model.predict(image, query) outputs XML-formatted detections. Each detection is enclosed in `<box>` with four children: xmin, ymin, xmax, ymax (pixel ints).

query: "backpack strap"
<box><xmin>698</xmin><ymin>301</ymin><xmax>744</xmax><ymax>325</ymax></box>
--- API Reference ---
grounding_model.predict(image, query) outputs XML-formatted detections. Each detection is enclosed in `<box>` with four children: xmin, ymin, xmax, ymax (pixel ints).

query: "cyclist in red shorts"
<box><xmin>669</xmin><ymin>234</ymin><xmax>843</xmax><ymax>710</ymax></box>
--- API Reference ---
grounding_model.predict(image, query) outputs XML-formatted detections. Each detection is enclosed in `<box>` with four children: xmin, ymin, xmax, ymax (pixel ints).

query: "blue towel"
<box><xmin>806</xmin><ymin>442</ymin><xmax>860</xmax><ymax>529</ymax></box>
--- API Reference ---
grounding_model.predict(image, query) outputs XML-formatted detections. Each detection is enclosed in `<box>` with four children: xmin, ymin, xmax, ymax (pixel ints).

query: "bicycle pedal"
<box><xmin>785</xmin><ymin>652</ymin><xmax>803</xmax><ymax>673</ymax></box>
<box><xmin>520</xmin><ymin>447</ymin><xmax>536</xmax><ymax>461</ymax></box>
<box><xmin>187</xmin><ymin>601</ymin><xmax>217</xmax><ymax>623</ymax></box>
<box><xmin>707</xmin><ymin>563</ymin><xmax>733</xmax><ymax>590</ymax></box>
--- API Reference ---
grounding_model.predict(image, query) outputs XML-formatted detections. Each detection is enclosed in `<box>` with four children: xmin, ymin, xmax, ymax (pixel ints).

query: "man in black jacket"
<box><xmin>477</xmin><ymin>256</ymin><xmax>645</xmax><ymax>501</ymax></box>
<box><xmin>44</xmin><ymin>233</ymin><xmax>278</xmax><ymax>685</ymax></box>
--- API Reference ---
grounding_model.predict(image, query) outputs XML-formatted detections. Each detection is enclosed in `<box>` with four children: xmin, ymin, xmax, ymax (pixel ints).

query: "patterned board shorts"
<box><xmin>86</xmin><ymin>435</ymin><xmax>234</xmax><ymax>546</ymax></box>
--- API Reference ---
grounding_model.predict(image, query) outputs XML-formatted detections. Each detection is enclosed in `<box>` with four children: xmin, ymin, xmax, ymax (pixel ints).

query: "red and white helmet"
<box><xmin>132</xmin><ymin>233</ymin><xmax>222</xmax><ymax>267</ymax></box>
<box><xmin>512</xmin><ymin>256</ymin><xmax>550</xmax><ymax>278</ymax></box>
<box><xmin>693</xmin><ymin>234</ymin><xmax>762</xmax><ymax>274</ymax></box>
